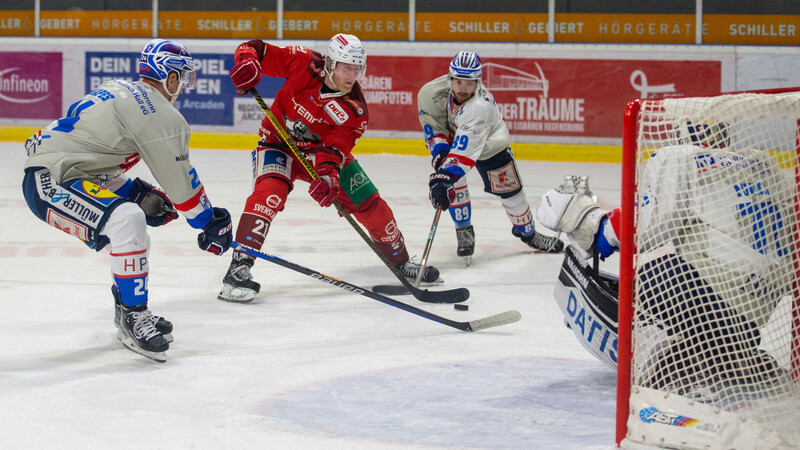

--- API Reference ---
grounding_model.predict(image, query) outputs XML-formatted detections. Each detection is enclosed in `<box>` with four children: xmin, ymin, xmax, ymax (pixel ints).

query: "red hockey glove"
<box><xmin>229</xmin><ymin>49</ymin><xmax>261</xmax><ymax>95</ymax></box>
<box><xmin>127</xmin><ymin>178</ymin><xmax>179</xmax><ymax>227</ymax></box>
<box><xmin>308</xmin><ymin>163</ymin><xmax>341</xmax><ymax>208</ymax></box>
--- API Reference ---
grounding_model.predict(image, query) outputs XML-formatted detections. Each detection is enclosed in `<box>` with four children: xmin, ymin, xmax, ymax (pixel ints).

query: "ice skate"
<box><xmin>113</xmin><ymin>286</ymin><xmax>173</xmax><ymax>343</ymax></box>
<box><xmin>117</xmin><ymin>303</ymin><xmax>170</xmax><ymax>363</ymax></box>
<box><xmin>512</xmin><ymin>227</ymin><xmax>564</xmax><ymax>253</ymax></box>
<box><xmin>455</xmin><ymin>225</ymin><xmax>475</xmax><ymax>266</ymax></box>
<box><xmin>218</xmin><ymin>252</ymin><xmax>261</xmax><ymax>303</ymax></box>
<box><xmin>396</xmin><ymin>259</ymin><xmax>442</xmax><ymax>284</ymax></box>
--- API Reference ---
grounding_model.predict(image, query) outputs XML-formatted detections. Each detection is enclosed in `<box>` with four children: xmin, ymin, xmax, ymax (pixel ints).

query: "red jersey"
<box><xmin>235</xmin><ymin>40</ymin><xmax>369</xmax><ymax>169</ymax></box>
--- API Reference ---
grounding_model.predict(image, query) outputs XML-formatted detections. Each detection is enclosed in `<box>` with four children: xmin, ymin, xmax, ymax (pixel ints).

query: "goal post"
<box><xmin>617</xmin><ymin>88</ymin><xmax>800</xmax><ymax>449</ymax></box>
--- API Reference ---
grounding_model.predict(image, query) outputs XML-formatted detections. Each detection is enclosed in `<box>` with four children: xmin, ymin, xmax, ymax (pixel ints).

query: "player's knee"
<box><xmin>104</xmin><ymin>202</ymin><xmax>149</xmax><ymax>251</ymax></box>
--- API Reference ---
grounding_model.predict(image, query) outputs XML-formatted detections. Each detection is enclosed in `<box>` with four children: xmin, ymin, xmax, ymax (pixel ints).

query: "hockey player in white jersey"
<box><xmin>537</xmin><ymin>143</ymin><xmax>788</xmax><ymax>385</ymax></box>
<box><xmin>418</xmin><ymin>51</ymin><xmax>563</xmax><ymax>265</ymax></box>
<box><xmin>22</xmin><ymin>39</ymin><xmax>233</xmax><ymax>362</ymax></box>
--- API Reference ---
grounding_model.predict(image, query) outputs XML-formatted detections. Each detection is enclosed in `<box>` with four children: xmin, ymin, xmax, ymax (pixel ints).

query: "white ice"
<box><xmin>1</xmin><ymin>143</ymin><xmax>622</xmax><ymax>449</ymax></box>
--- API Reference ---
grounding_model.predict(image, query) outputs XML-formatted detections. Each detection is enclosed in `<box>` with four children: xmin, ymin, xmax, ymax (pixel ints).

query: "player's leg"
<box><xmin>448</xmin><ymin>178</ymin><xmax>475</xmax><ymax>264</ymax></box>
<box><xmin>219</xmin><ymin>147</ymin><xmax>292</xmax><ymax>303</ymax></box>
<box><xmin>22</xmin><ymin>168</ymin><xmax>168</xmax><ymax>361</ymax></box>
<box><xmin>339</xmin><ymin>159</ymin><xmax>440</xmax><ymax>283</ymax></box>
<box><xmin>102</xmin><ymin>202</ymin><xmax>170</xmax><ymax>361</ymax></box>
<box><xmin>475</xmin><ymin>148</ymin><xmax>563</xmax><ymax>253</ymax></box>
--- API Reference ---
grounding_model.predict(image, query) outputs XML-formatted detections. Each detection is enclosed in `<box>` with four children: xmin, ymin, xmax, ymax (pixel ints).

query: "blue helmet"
<box><xmin>449</xmin><ymin>51</ymin><xmax>482</xmax><ymax>80</ymax></box>
<box><xmin>139</xmin><ymin>39</ymin><xmax>196</xmax><ymax>91</ymax></box>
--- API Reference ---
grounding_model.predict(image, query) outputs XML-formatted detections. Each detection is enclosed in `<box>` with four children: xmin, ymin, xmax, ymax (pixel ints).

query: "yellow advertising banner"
<box><xmin>39</xmin><ymin>10</ymin><xmax>152</xmax><ymax>37</ymax></box>
<box><xmin>703</xmin><ymin>14</ymin><xmax>800</xmax><ymax>46</ymax></box>
<box><xmin>415</xmin><ymin>13</ymin><xmax>549</xmax><ymax>42</ymax></box>
<box><xmin>555</xmin><ymin>13</ymin><xmax>697</xmax><ymax>44</ymax></box>
<box><xmin>282</xmin><ymin>12</ymin><xmax>409</xmax><ymax>40</ymax></box>
<box><xmin>158</xmin><ymin>11</ymin><xmax>276</xmax><ymax>39</ymax></box>
<box><xmin>0</xmin><ymin>11</ymin><xmax>35</xmax><ymax>36</ymax></box>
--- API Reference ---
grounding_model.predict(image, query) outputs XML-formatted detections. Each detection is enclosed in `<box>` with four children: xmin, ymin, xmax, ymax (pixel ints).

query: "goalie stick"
<box><xmin>231</xmin><ymin>241</ymin><xmax>520</xmax><ymax>332</ymax></box>
<box><xmin>249</xmin><ymin>88</ymin><xmax>469</xmax><ymax>304</ymax></box>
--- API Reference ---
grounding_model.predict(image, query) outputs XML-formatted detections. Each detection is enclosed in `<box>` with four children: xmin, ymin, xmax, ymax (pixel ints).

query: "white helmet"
<box><xmin>449</xmin><ymin>51</ymin><xmax>482</xmax><ymax>80</ymax></box>
<box><xmin>326</xmin><ymin>33</ymin><xmax>366</xmax><ymax>70</ymax></box>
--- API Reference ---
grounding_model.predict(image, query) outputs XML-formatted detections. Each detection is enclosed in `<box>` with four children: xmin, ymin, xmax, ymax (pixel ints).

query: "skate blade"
<box><xmin>118</xmin><ymin>334</ymin><xmax>167</xmax><ymax>363</ymax></box>
<box><xmin>460</xmin><ymin>255</ymin><xmax>473</xmax><ymax>267</ymax></box>
<box><xmin>117</xmin><ymin>329</ymin><xmax>173</xmax><ymax>343</ymax></box>
<box><xmin>218</xmin><ymin>284</ymin><xmax>256</xmax><ymax>303</ymax></box>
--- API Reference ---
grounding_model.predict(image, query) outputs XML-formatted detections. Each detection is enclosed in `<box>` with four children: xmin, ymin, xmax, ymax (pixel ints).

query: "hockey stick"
<box><xmin>231</xmin><ymin>241</ymin><xmax>520</xmax><ymax>332</ymax></box>
<box><xmin>249</xmin><ymin>88</ymin><xmax>469</xmax><ymax>304</ymax></box>
<box><xmin>374</xmin><ymin>205</ymin><xmax>443</xmax><ymax>295</ymax></box>
<box><xmin>415</xmin><ymin>205</ymin><xmax>443</xmax><ymax>287</ymax></box>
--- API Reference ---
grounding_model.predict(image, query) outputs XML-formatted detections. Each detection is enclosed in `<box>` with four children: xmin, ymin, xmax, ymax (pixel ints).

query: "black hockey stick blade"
<box><xmin>372</xmin><ymin>283</ymin><xmax>470</xmax><ymax>303</ymax></box>
<box><xmin>231</xmin><ymin>241</ymin><xmax>514</xmax><ymax>332</ymax></box>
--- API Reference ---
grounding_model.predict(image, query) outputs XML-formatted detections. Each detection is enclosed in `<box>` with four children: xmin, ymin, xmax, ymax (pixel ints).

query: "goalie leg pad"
<box><xmin>553</xmin><ymin>245</ymin><xmax>620</xmax><ymax>370</ymax></box>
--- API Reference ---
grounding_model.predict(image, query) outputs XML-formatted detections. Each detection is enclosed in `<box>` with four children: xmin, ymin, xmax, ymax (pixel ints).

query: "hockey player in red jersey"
<box><xmin>219</xmin><ymin>33</ymin><xmax>440</xmax><ymax>302</ymax></box>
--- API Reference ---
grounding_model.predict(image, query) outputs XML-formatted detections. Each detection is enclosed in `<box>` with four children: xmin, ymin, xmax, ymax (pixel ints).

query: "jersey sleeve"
<box><xmin>417</xmin><ymin>80</ymin><xmax>452</xmax><ymax>157</ymax></box>
<box><xmin>260</xmin><ymin>43</ymin><xmax>314</xmax><ymax>80</ymax></box>
<box><xmin>134</xmin><ymin>115</ymin><xmax>214</xmax><ymax>229</ymax></box>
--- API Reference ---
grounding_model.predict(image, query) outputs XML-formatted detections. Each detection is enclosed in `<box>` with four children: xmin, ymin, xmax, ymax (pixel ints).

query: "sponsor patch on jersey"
<box><xmin>79</xmin><ymin>180</ymin><xmax>118</xmax><ymax>199</ymax></box>
<box><xmin>324</xmin><ymin>101</ymin><xmax>350</xmax><ymax>125</ymax></box>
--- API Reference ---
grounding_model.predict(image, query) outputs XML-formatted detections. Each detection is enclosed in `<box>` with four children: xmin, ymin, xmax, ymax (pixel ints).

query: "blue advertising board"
<box><xmin>85</xmin><ymin>51</ymin><xmax>282</xmax><ymax>126</ymax></box>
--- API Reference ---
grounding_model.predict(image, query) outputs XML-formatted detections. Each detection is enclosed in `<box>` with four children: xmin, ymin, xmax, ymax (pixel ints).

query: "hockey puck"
<box><xmin>454</xmin><ymin>304</ymin><xmax>469</xmax><ymax>311</ymax></box>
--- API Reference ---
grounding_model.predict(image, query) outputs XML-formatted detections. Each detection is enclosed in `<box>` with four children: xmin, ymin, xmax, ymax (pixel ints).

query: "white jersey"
<box><xmin>24</xmin><ymin>79</ymin><xmax>212</xmax><ymax>228</ymax></box>
<box><xmin>417</xmin><ymin>75</ymin><xmax>509</xmax><ymax>174</ymax></box>
<box><xmin>637</xmin><ymin>144</ymin><xmax>793</xmax><ymax>326</ymax></box>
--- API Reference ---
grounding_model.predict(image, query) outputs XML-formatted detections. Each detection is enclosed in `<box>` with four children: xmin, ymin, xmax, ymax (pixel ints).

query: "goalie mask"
<box><xmin>139</xmin><ymin>39</ymin><xmax>196</xmax><ymax>103</ymax></box>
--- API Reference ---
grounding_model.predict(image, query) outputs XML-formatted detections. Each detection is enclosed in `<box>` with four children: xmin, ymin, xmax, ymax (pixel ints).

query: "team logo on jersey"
<box><xmin>283</xmin><ymin>114</ymin><xmax>321</xmax><ymax>143</ymax></box>
<box><xmin>324</xmin><ymin>101</ymin><xmax>350</xmax><ymax>125</ymax></box>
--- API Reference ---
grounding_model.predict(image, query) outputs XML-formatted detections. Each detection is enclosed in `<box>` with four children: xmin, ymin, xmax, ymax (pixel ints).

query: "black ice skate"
<box><xmin>117</xmin><ymin>303</ymin><xmax>170</xmax><ymax>363</ymax></box>
<box><xmin>112</xmin><ymin>286</ymin><xmax>173</xmax><ymax>343</ymax></box>
<box><xmin>396</xmin><ymin>259</ymin><xmax>441</xmax><ymax>284</ymax></box>
<box><xmin>218</xmin><ymin>251</ymin><xmax>261</xmax><ymax>303</ymax></box>
<box><xmin>455</xmin><ymin>225</ymin><xmax>475</xmax><ymax>266</ymax></box>
<box><xmin>512</xmin><ymin>227</ymin><xmax>564</xmax><ymax>253</ymax></box>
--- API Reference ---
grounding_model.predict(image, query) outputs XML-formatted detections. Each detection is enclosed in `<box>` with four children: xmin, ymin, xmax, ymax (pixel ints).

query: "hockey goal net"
<box><xmin>617</xmin><ymin>88</ymin><xmax>800</xmax><ymax>449</ymax></box>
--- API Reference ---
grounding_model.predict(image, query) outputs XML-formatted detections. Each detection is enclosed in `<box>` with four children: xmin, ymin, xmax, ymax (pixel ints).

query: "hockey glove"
<box><xmin>229</xmin><ymin>49</ymin><xmax>261</xmax><ymax>95</ymax></box>
<box><xmin>127</xmin><ymin>178</ymin><xmax>178</xmax><ymax>227</ymax></box>
<box><xmin>197</xmin><ymin>207</ymin><xmax>233</xmax><ymax>255</ymax></box>
<box><xmin>429</xmin><ymin>171</ymin><xmax>458</xmax><ymax>209</ymax></box>
<box><xmin>308</xmin><ymin>163</ymin><xmax>341</xmax><ymax>208</ymax></box>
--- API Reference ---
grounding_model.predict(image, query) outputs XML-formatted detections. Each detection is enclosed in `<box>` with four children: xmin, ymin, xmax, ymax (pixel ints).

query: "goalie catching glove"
<box><xmin>197</xmin><ymin>207</ymin><xmax>233</xmax><ymax>255</ymax></box>
<box><xmin>536</xmin><ymin>177</ymin><xmax>608</xmax><ymax>259</ymax></box>
<box><xmin>126</xmin><ymin>178</ymin><xmax>178</xmax><ymax>227</ymax></box>
<box><xmin>308</xmin><ymin>162</ymin><xmax>341</xmax><ymax>208</ymax></box>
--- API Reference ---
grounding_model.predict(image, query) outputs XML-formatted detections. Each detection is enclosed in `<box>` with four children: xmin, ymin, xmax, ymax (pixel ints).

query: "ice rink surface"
<box><xmin>1</xmin><ymin>143</ymin><xmax>622</xmax><ymax>449</ymax></box>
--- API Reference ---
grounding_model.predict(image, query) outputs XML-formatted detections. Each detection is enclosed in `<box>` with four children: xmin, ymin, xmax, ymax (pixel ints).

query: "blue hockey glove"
<box><xmin>197</xmin><ymin>207</ymin><xmax>233</xmax><ymax>255</ymax></box>
<box><xmin>429</xmin><ymin>171</ymin><xmax>458</xmax><ymax>209</ymax></box>
<box><xmin>127</xmin><ymin>178</ymin><xmax>178</xmax><ymax>227</ymax></box>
